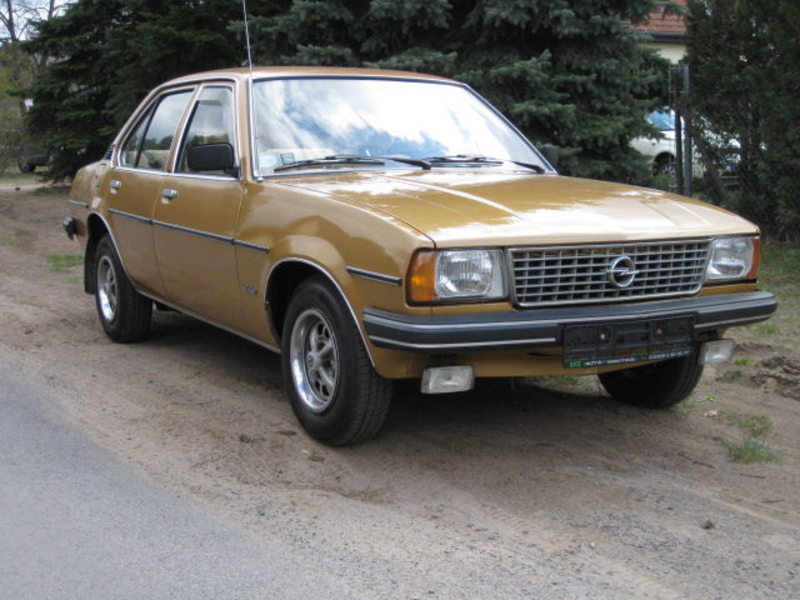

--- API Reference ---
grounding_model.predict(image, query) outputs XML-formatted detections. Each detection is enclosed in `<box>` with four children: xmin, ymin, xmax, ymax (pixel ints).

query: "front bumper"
<box><xmin>363</xmin><ymin>291</ymin><xmax>777</xmax><ymax>353</ymax></box>
<box><xmin>62</xmin><ymin>216</ymin><xmax>77</xmax><ymax>240</ymax></box>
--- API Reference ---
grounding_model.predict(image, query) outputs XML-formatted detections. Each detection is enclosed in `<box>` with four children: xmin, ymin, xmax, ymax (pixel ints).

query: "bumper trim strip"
<box><xmin>363</xmin><ymin>291</ymin><xmax>777</xmax><ymax>353</ymax></box>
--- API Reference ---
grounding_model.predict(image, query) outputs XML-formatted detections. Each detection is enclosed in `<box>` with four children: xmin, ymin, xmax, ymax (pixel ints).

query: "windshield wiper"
<box><xmin>273</xmin><ymin>154</ymin><xmax>385</xmax><ymax>172</ymax></box>
<box><xmin>272</xmin><ymin>154</ymin><xmax>433</xmax><ymax>172</ymax></box>
<box><xmin>425</xmin><ymin>154</ymin><xmax>545</xmax><ymax>173</ymax></box>
<box><xmin>377</xmin><ymin>156</ymin><xmax>432</xmax><ymax>170</ymax></box>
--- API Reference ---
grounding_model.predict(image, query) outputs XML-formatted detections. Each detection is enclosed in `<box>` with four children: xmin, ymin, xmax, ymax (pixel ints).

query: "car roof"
<box><xmin>163</xmin><ymin>66</ymin><xmax>457</xmax><ymax>87</ymax></box>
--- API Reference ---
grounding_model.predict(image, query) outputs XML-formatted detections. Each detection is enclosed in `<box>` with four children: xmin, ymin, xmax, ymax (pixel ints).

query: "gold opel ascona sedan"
<box><xmin>65</xmin><ymin>67</ymin><xmax>777</xmax><ymax>445</ymax></box>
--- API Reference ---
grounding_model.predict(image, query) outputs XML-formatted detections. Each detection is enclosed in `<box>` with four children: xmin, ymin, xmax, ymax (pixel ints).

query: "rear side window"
<box><xmin>177</xmin><ymin>86</ymin><xmax>236</xmax><ymax>176</ymax></box>
<box><xmin>120</xmin><ymin>90</ymin><xmax>192</xmax><ymax>171</ymax></box>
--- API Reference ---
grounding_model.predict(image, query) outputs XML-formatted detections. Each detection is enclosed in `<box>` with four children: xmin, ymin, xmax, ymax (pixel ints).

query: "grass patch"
<box><xmin>46</xmin><ymin>253</ymin><xmax>83</xmax><ymax>273</ymax></box>
<box><xmin>28</xmin><ymin>184</ymin><xmax>69</xmax><ymax>196</ymax></box>
<box><xmin>759</xmin><ymin>245</ymin><xmax>800</xmax><ymax>286</ymax></box>
<box><xmin>733</xmin><ymin>357</ymin><xmax>753</xmax><ymax>367</ymax></box>
<box><xmin>735</xmin><ymin>244</ymin><xmax>798</xmax><ymax>345</ymax></box>
<box><xmin>752</xmin><ymin>322</ymin><xmax>779</xmax><ymax>336</ymax></box>
<box><xmin>725</xmin><ymin>438</ymin><xmax>776</xmax><ymax>463</ymax></box>
<box><xmin>0</xmin><ymin>236</ymin><xmax>16</xmax><ymax>246</ymax></box>
<box><xmin>0</xmin><ymin>171</ymin><xmax>42</xmax><ymax>185</ymax></box>
<box><xmin>721</xmin><ymin>369</ymin><xmax>744</xmax><ymax>381</ymax></box>
<box><xmin>720</xmin><ymin>409</ymin><xmax>774</xmax><ymax>437</ymax></box>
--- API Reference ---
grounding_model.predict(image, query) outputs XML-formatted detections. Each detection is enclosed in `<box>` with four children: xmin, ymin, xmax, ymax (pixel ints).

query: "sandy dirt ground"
<box><xmin>1</xmin><ymin>185</ymin><xmax>799</xmax><ymax>599</ymax></box>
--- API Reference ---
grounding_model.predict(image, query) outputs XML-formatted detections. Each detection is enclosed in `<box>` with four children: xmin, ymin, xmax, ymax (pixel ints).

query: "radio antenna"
<box><xmin>242</xmin><ymin>0</ymin><xmax>254</xmax><ymax>73</ymax></box>
<box><xmin>242</xmin><ymin>0</ymin><xmax>262</xmax><ymax>181</ymax></box>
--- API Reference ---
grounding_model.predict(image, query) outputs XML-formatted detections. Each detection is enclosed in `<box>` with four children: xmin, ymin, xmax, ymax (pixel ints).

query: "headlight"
<box><xmin>407</xmin><ymin>249</ymin><xmax>506</xmax><ymax>303</ymax></box>
<box><xmin>706</xmin><ymin>237</ymin><xmax>759</xmax><ymax>282</ymax></box>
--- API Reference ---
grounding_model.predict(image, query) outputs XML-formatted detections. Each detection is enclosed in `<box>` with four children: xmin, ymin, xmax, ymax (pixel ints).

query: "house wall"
<box><xmin>643</xmin><ymin>42</ymin><xmax>687</xmax><ymax>64</ymax></box>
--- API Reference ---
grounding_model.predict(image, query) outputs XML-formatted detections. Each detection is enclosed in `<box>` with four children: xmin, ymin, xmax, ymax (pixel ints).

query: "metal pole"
<box><xmin>682</xmin><ymin>64</ymin><xmax>692</xmax><ymax>196</ymax></box>
<box><xmin>670</xmin><ymin>65</ymin><xmax>684</xmax><ymax>195</ymax></box>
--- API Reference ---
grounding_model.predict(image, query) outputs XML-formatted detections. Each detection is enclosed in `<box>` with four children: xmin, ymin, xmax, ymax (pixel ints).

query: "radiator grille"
<box><xmin>510</xmin><ymin>240</ymin><xmax>710</xmax><ymax>307</ymax></box>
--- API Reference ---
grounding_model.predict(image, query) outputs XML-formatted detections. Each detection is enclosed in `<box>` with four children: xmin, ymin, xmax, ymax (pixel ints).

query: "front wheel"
<box><xmin>598</xmin><ymin>353</ymin><xmax>704</xmax><ymax>408</ymax></box>
<box><xmin>94</xmin><ymin>236</ymin><xmax>152</xmax><ymax>343</ymax></box>
<box><xmin>282</xmin><ymin>276</ymin><xmax>392</xmax><ymax>445</ymax></box>
<box><xmin>654</xmin><ymin>155</ymin><xmax>677</xmax><ymax>179</ymax></box>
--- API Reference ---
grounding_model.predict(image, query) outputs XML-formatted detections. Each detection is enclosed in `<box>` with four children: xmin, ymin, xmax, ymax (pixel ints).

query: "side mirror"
<box><xmin>187</xmin><ymin>143</ymin><xmax>237</xmax><ymax>174</ymax></box>
<box><xmin>540</xmin><ymin>144</ymin><xmax>560</xmax><ymax>170</ymax></box>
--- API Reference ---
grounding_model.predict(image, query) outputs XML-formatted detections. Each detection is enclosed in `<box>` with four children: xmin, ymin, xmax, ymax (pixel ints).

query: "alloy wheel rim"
<box><xmin>289</xmin><ymin>308</ymin><xmax>340</xmax><ymax>413</ymax></box>
<box><xmin>97</xmin><ymin>255</ymin><xmax>118</xmax><ymax>322</ymax></box>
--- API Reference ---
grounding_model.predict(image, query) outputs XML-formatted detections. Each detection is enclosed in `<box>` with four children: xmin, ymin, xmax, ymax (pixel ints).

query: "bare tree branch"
<box><xmin>1</xmin><ymin>0</ymin><xmax>68</xmax><ymax>42</ymax></box>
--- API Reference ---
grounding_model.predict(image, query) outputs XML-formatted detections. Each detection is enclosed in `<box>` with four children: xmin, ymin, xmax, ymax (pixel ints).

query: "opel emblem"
<box><xmin>607</xmin><ymin>255</ymin><xmax>637</xmax><ymax>288</ymax></box>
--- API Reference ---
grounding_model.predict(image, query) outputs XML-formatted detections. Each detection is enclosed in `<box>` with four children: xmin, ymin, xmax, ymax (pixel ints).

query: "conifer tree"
<box><xmin>26</xmin><ymin>0</ymin><xmax>670</xmax><ymax>182</ymax></box>
<box><xmin>686</xmin><ymin>0</ymin><xmax>800</xmax><ymax>240</ymax></box>
<box><xmin>244</xmin><ymin>0</ymin><xmax>669</xmax><ymax>182</ymax></box>
<box><xmin>23</xmin><ymin>0</ymin><xmax>243</xmax><ymax>179</ymax></box>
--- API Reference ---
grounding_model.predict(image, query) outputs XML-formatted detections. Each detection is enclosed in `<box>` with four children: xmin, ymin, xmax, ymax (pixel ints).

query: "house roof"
<box><xmin>632</xmin><ymin>0</ymin><xmax>687</xmax><ymax>41</ymax></box>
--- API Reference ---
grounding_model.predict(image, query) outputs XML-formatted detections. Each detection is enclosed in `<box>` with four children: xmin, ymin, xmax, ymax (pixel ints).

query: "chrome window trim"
<box><xmin>247</xmin><ymin>75</ymin><xmax>554</xmax><ymax>181</ymax></box>
<box><xmin>113</xmin><ymin>76</ymin><xmax>240</xmax><ymax>170</ymax></box>
<box><xmin>159</xmin><ymin>171</ymin><xmax>242</xmax><ymax>182</ymax></box>
<box><xmin>117</xmin><ymin>86</ymin><xmax>197</xmax><ymax>170</ymax></box>
<box><xmin>266</xmin><ymin>257</ymin><xmax>376</xmax><ymax>367</ymax></box>
<box><xmin>174</xmin><ymin>82</ymin><xmax>242</xmax><ymax>180</ymax></box>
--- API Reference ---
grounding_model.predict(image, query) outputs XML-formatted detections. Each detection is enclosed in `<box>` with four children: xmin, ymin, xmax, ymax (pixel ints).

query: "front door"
<box><xmin>152</xmin><ymin>85</ymin><xmax>245</xmax><ymax>329</ymax></box>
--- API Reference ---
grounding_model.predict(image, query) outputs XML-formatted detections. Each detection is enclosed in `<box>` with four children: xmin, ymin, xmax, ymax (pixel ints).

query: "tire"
<box><xmin>654</xmin><ymin>155</ymin><xmax>677</xmax><ymax>179</ymax></box>
<box><xmin>281</xmin><ymin>276</ymin><xmax>392</xmax><ymax>445</ymax></box>
<box><xmin>18</xmin><ymin>161</ymin><xmax>33</xmax><ymax>173</ymax></box>
<box><xmin>598</xmin><ymin>352</ymin><xmax>704</xmax><ymax>408</ymax></box>
<box><xmin>93</xmin><ymin>236</ymin><xmax>152</xmax><ymax>343</ymax></box>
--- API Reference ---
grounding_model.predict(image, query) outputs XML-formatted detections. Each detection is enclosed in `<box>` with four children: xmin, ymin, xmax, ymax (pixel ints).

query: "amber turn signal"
<box><xmin>407</xmin><ymin>250</ymin><xmax>437</xmax><ymax>303</ymax></box>
<box><xmin>746</xmin><ymin>237</ymin><xmax>761</xmax><ymax>280</ymax></box>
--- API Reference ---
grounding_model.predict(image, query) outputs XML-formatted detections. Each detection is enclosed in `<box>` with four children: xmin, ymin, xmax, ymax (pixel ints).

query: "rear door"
<box><xmin>106</xmin><ymin>90</ymin><xmax>194</xmax><ymax>298</ymax></box>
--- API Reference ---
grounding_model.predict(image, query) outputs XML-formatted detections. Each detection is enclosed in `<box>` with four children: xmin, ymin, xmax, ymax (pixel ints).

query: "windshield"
<box><xmin>252</xmin><ymin>77</ymin><xmax>547</xmax><ymax>175</ymax></box>
<box><xmin>648</xmin><ymin>109</ymin><xmax>677</xmax><ymax>132</ymax></box>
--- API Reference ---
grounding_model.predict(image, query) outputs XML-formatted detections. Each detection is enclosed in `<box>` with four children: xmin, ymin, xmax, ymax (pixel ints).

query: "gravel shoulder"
<box><xmin>1</xmin><ymin>187</ymin><xmax>798</xmax><ymax>599</ymax></box>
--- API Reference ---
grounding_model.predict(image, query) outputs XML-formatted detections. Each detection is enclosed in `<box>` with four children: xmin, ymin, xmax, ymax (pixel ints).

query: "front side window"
<box><xmin>120</xmin><ymin>90</ymin><xmax>192</xmax><ymax>171</ymax></box>
<box><xmin>177</xmin><ymin>86</ymin><xmax>236</xmax><ymax>176</ymax></box>
<box><xmin>252</xmin><ymin>78</ymin><xmax>546</xmax><ymax>175</ymax></box>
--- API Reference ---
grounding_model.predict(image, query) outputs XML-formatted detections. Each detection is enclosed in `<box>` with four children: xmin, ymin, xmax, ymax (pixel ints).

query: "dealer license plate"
<box><xmin>563</xmin><ymin>316</ymin><xmax>694</xmax><ymax>369</ymax></box>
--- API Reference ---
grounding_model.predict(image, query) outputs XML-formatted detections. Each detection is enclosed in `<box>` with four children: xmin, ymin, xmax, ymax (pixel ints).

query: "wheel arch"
<box><xmin>654</xmin><ymin>152</ymin><xmax>676</xmax><ymax>166</ymax></box>
<box><xmin>84</xmin><ymin>211</ymin><xmax>130</xmax><ymax>295</ymax></box>
<box><xmin>265</xmin><ymin>256</ymin><xmax>375</xmax><ymax>367</ymax></box>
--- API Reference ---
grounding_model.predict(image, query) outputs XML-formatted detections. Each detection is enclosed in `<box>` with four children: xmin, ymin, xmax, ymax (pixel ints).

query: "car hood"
<box><xmin>277</xmin><ymin>170</ymin><xmax>758</xmax><ymax>246</ymax></box>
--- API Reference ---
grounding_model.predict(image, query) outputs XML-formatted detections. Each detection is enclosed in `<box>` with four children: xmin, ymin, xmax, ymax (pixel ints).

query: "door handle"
<box><xmin>109</xmin><ymin>180</ymin><xmax>121</xmax><ymax>190</ymax></box>
<box><xmin>161</xmin><ymin>188</ymin><xmax>179</xmax><ymax>200</ymax></box>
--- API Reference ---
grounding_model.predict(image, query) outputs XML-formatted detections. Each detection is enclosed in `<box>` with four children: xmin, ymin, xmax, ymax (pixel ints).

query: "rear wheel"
<box><xmin>598</xmin><ymin>353</ymin><xmax>704</xmax><ymax>408</ymax></box>
<box><xmin>94</xmin><ymin>236</ymin><xmax>152</xmax><ymax>343</ymax></box>
<box><xmin>654</xmin><ymin>154</ymin><xmax>677</xmax><ymax>179</ymax></box>
<box><xmin>282</xmin><ymin>276</ymin><xmax>392</xmax><ymax>445</ymax></box>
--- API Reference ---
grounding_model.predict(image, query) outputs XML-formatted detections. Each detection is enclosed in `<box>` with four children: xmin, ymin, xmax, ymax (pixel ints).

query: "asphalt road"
<box><xmin>0</xmin><ymin>363</ymin><xmax>363</xmax><ymax>600</ymax></box>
